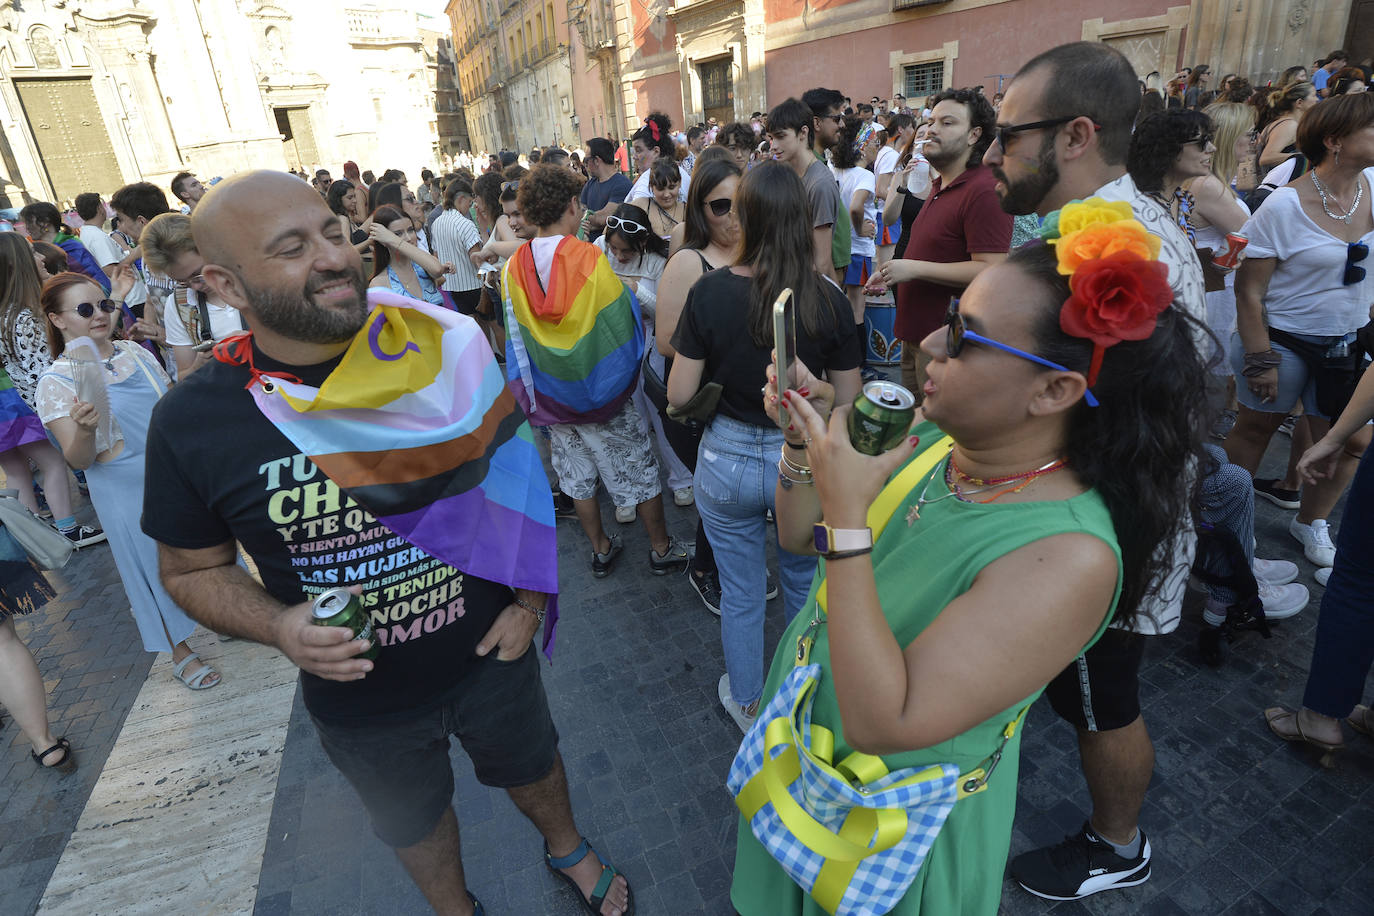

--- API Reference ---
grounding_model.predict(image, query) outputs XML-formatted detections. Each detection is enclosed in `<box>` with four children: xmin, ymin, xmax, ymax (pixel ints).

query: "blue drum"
<box><xmin>863</xmin><ymin>299</ymin><xmax>902</xmax><ymax>366</ymax></box>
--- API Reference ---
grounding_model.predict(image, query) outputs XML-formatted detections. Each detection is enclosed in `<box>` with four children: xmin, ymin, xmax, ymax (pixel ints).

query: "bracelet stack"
<box><xmin>778</xmin><ymin>449</ymin><xmax>814</xmax><ymax>488</ymax></box>
<box><xmin>1241</xmin><ymin>348</ymin><xmax>1281</xmax><ymax>378</ymax></box>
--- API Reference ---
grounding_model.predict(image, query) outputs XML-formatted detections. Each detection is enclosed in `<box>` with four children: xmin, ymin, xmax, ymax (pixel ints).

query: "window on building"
<box><xmin>699</xmin><ymin>57</ymin><xmax>733</xmax><ymax>112</ymax></box>
<box><xmin>902</xmin><ymin>62</ymin><xmax>944</xmax><ymax>99</ymax></box>
<box><xmin>546</xmin><ymin>3</ymin><xmax>555</xmax><ymax>51</ymax></box>
<box><xmin>536</xmin><ymin>13</ymin><xmax>544</xmax><ymax>48</ymax></box>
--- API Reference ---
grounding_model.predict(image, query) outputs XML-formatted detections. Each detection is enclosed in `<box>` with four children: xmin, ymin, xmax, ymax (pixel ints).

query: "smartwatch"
<box><xmin>813</xmin><ymin>523</ymin><xmax>873</xmax><ymax>558</ymax></box>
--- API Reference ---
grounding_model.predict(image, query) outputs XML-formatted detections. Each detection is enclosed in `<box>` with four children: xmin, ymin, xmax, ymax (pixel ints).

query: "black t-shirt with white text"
<box><xmin>141</xmin><ymin>347</ymin><xmax>511</xmax><ymax>723</ymax></box>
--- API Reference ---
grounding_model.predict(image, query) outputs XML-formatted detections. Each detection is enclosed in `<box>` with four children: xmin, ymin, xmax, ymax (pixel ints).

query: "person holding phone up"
<box><xmin>667</xmin><ymin>161</ymin><xmax>861</xmax><ymax>733</ymax></box>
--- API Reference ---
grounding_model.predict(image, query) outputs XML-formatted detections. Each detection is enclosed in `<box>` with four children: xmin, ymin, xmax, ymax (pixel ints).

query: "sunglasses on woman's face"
<box><xmin>605</xmin><ymin>216</ymin><xmax>647</xmax><ymax>234</ymax></box>
<box><xmin>1344</xmin><ymin>241</ymin><xmax>1369</xmax><ymax>286</ymax></box>
<box><xmin>707</xmin><ymin>197</ymin><xmax>732</xmax><ymax>217</ymax></box>
<box><xmin>945</xmin><ymin>299</ymin><xmax>1100</xmax><ymax>407</ymax></box>
<box><xmin>65</xmin><ymin>299</ymin><xmax>119</xmax><ymax>319</ymax></box>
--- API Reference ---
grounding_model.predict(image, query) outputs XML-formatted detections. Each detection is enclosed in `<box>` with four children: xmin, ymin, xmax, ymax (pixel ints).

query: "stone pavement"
<box><xmin>3</xmin><ymin>438</ymin><xmax>1372</xmax><ymax>916</ymax></box>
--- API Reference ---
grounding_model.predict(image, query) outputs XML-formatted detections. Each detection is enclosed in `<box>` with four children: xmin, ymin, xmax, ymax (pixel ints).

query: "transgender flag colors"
<box><xmin>246</xmin><ymin>289</ymin><xmax>559</xmax><ymax>653</ymax></box>
<box><xmin>501</xmin><ymin>236</ymin><xmax>644</xmax><ymax>426</ymax></box>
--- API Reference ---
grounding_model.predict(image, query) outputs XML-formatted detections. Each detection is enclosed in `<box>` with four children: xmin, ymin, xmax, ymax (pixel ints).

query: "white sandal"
<box><xmin>172</xmin><ymin>652</ymin><xmax>220</xmax><ymax>690</ymax></box>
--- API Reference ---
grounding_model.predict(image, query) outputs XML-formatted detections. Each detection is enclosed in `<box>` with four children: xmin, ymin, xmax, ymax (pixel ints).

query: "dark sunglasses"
<box><xmin>501</xmin><ymin>180</ymin><xmax>519</xmax><ymax>191</ymax></box>
<box><xmin>945</xmin><ymin>299</ymin><xmax>1099</xmax><ymax>408</ymax></box>
<box><xmin>707</xmin><ymin>197</ymin><xmax>733</xmax><ymax>217</ymax></box>
<box><xmin>994</xmin><ymin>116</ymin><xmax>1100</xmax><ymax>152</ymax></box>
<box><xmin>1344</xmin><ymin>241</ymin><xmax>1369</xmax><ymax>286</ymax></box>
<box><xmin>605</xmin><ymin>216</ymin><xmax>647</xmax><ymax>234</ymax></box>
<box><xmin>1183</xmin><ymin>133</ymin><xmax>1214</xmax><ymax>150</ymax></box>
<box><xmin>65</xmin><ymin>299</ymin><xmax>119</xmax><ymax>319</ymax></box>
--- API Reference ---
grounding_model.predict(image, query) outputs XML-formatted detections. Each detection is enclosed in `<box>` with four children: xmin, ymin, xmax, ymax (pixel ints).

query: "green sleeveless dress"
<box><xmin>730</xmin><ymin>424</ymin><xmax>1122</xmax><ymax>916</ymax></box>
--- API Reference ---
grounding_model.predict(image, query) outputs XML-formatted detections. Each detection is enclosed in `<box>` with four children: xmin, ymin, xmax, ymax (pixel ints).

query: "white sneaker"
<box><xmin>1257</xmin><ymin>581</ymin><xmax>1309</xmax><ymax>621</ymax></box>
<box><xmin>614</xmin><ymin>505</ymin><xmax>636</xmax><ymax>524</ymax></box>
<box><xmin>718</xmin><ymin>674</ymin><xmax>757</xmax><ymax>734</ymax></box>
<box><xmin>1289</xmin><ymin>518</ymin><xmax>1336</xmax><ymax>568</ymax></box>
<box><xmin>673</xmin><ymin>487</ymin><xmax>694</xmax><ymax>507</ymax></box>
<box><xmin>1316</xmin><ymin>567</ymin><xmax>1332</xmax><ymax>587</ymax></box>
<box><xmin>1253</xmin><ymin>557</ymin><xmax>1298</xmax><ymax>587</ymax></box>
<box><xmin>1203</xmin><ymin>598</ymin><xmax>1231</xmax><ymax>627</ymax></box>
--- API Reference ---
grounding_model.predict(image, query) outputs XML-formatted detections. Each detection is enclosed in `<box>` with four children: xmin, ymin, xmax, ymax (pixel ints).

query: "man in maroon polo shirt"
<box><xmin>874</xmin><ymin>87</ymin><xmax>1011</xmax><ymax>397</ymax></box>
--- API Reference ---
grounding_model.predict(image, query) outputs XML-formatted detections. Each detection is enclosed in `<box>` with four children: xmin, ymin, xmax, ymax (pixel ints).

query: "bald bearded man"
<box><xmin>140</xmin><ymin>172</ymin><xmax>634</xmax><ymax>916</ymax></box>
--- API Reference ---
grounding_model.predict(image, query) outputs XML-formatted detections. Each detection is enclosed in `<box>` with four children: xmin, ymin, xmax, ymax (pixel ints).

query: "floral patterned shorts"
<box><xmin>548</xmin><ymin>399</ymin><xmax>661</xmax><ymax>505</ymax></box>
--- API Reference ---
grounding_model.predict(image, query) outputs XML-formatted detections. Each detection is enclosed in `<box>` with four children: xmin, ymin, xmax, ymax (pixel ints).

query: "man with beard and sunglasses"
<box><xmin>140</xmin><ymin>172</ymin><xmax>635</xmax><ymax>916</ymax></box>
<box><xmin>983</xmin><ymin>41</ymin><xmax>1216</xmax><ymax>904</ymax></box>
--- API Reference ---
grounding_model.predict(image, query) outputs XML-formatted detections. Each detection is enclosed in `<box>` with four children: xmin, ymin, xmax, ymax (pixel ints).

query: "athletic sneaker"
<box><xmin>1316</xmin><ymin>567</ymin><xmax>1332</xmax><ymax>587</ymax></box>
<box><xmin>62</xmin><ymin>525</ymin><xmax>106</xmax><ymax>548</ymax></box>
<box><xmin>648</xmin><ymin>536</ymin><xmax>691</xmax><ymax>575</ymax></box>
<box><xmin>765</xmin><ymin>573</ymin><xmax>779</xmax><ymax>601</ymax></box>
<box><xmin>689</xmin><ymin>569</ymin><xmax>722</xmax><ymax>616</ymax></box>
<box><xmin>718</xmin><ymin>674</ymin><xmax>757</xmax><ymax>734</ymax></box>
<box><xmin>1289</xmin><ymin>518</ymin><xmax>1336</xmax><ymax>567</ymax></box>
<box><xmin>1253</xmin><ymin>557</ymin><xmax>1298</xmax><ymax>586</ymax></box>
<box><xmin>1204</xmin><ymin>582</ymin><xmax>1309</xmax><ymax>626</ymax></box>
<box><xmin>1253</xmin><ymin>478</ymin><xmax>1301</xmax><ymax>510</ymax></box>
<box><xmin>1011</xmin><ymin>822</ymin><xmax>1151</xmax><ymax>901</ymax></box>
<box><xmin>673</xmin><ymin>487</ymin><xmax>694</xmax><ymax>507</ymax></box>
<box><xmin>591</xmin><ymin>533</ymin><xmax>623</xmax><ymax>578</ymax></box>
<box><xmin>860</xmin><ymin>365</ymin><xmax>883</xmax><ymax>382</ymax></box>
<box><xmin>614</xmin><ymin>505</ymin><xmax>636</xmax><ymax>524</ymax></box>
<box><xmin>1276</xmin><ymin>415</ymin><xmax>1297</xmax><ymax>437</ymax></box>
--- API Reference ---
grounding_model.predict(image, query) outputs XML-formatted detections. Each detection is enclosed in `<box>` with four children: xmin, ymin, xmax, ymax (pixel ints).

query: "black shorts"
<box><xmin>447</xmin><ymin>287</ymin><xmax>482</xmax><ymax>316</ymax></box>
<box><xmin>309</xmin><ymin>645</ymin><xmax>559</xmax><ymax>848</ymax></box>
<box><xmin>1044</xmin><ymin>628</ymin><xmax>1146</xmax><ymax>732</ymax></box>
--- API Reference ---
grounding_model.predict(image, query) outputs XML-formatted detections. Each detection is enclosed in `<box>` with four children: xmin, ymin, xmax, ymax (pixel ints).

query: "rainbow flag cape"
<box><xmin>501</xmin><ymin>236</ymin><xmax>643</xmax><ymax>425</ymax></box>
<box><xmin>240</xmin><ymin>289</ymin><xmax>558</xmax><ymax>655</ymax></box>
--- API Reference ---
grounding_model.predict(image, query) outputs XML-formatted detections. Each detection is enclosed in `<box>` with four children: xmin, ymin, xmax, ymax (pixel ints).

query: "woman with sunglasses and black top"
<box><xmin>668</xmin><ymin>161</ymin><xmax>861</xmax><ymax>732</ymax></box>
<box><xmin>1225</xmin><ymin>93</ymin><xmax>1374</xmax><ymax>587</ymax></box>
<box><xmin>654</xmin><ymin>158</ymin><xmax>741</xmax><ymax>612</ymax></box>
<box><xmin>36</xmin><ymin>272</ymin><xmax>222</xmax><ymax>690</ymax></box>
<box><xmin>593</xmin><ymin>204</ymin><xmax>693</xmax><ymax>519</ymax></box>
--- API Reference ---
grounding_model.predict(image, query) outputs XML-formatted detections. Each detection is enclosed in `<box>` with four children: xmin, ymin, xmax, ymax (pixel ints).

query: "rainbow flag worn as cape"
<box><xmin>501</xmin><ymin>236</ymin><xmax>643</xmax><ymax>426</ymax></box>
<box><xmin>242</xmin><ymin>289</ymin><xmax>558</xmax><ymax>655</ymax></box>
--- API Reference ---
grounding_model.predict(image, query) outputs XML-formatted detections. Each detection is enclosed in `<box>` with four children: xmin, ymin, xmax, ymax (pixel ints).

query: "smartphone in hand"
<box><xmin>772</xmin><ymin>289</ymin><xmax>797</xmax><ymax>430</ymax></box>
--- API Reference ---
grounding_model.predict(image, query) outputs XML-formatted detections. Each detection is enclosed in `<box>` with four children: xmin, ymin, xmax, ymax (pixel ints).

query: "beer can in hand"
<box><xmin>1211</xmin><ymin>233</ymin><xmax>1248</xmax><ymax>270</ymax></box>
<box><xmin>311</xmin><ymin>588</ymin><xmax>379</xmax><ymax>660</ymax></box>
<box><xmin>848</xmin><ymin>381</ymin><xmax>917</xmax><ymax>456</ymax></box>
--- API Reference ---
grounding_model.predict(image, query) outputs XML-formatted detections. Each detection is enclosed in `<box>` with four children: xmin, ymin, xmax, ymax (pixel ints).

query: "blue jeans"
<box><xmin>1302</xmin><ymin>449</ymin><xmax>1374</xmax><ymax>718</ymax></box>
<box><xmin>695</xmin><ymin>415</ymin><xmax>818</xmax><ymax>707</ymax></box>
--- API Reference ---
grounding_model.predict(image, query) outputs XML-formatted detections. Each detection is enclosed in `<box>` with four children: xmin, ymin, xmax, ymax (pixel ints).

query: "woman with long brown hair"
<box><xmin>366</xmin><ymin>204</ymin><xmax>450</xmax><ymax>305</ymax></box>
<box><xmin>0</xmin><ymin>234</ymin><xmax>104</xmax><ymax>545</ymax></box>
<box><xmin>667</xmin><ymin>161</ymin><xmax>861</xmax><ymax>731</ymax></box>
<box><xmin>1256</xmin><ymin>80</ymin><xmax>1318</xmax><ymax>170</ymax></box>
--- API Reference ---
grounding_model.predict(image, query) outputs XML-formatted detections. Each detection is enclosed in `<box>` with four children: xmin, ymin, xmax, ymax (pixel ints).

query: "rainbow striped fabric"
<box><xmin>501</xmin><ymin>236</ymin><xmax>643</xmax><ymax>425</ymax></box>
<box><xmin>245</xmin><ymin>289</ymin><xmax>558</xmax><ymax>654</ymax></box>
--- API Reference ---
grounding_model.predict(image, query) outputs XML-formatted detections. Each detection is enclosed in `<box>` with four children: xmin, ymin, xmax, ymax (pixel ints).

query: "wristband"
<box><xmin>824</xmin><ymin>546</ymin><xmax>874</xmax><ymax>560</ymax></box>
<box><xmin>895</xmin><ymin>185</ymin><xmax>910</xmax><ymax>195</ymax></box>
<box><xmin>513</xmin><ymin>596</ymin><xmax>545</xmax><ymax>623</ymax></box>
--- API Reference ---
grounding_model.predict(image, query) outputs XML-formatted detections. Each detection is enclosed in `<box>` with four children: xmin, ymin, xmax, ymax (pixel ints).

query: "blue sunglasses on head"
<box><xmin>946</xmin><ymin>299</ymin><xmax>1099</xmax><ymax>408</ymax></box>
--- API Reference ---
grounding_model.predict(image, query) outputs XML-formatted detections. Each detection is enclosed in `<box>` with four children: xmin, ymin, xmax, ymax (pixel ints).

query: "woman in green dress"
<box><xmin>733</xmin><ymin>231</ymin><xmax>1208</xmax><ymax>914</ymax></box>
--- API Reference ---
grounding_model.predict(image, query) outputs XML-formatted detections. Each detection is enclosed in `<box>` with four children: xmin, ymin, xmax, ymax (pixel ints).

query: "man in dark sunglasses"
<box><xmin>985</xmin><ymin>43</ymin><xmax>1226</xmax><ymax>908</ymax></box>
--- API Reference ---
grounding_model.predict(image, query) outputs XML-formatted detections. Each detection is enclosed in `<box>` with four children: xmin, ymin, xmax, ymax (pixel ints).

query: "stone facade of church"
<box><xmin>0</xmin><ymin>0</ymin><xmax>448</xmax><ymax>208</ymax></box>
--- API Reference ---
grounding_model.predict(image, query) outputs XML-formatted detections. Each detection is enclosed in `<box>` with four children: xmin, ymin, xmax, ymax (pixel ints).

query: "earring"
<box><xmin>1334</xmin><ymin>147</ymin><xmax>1341</xmax><ymax>166</ymax></box>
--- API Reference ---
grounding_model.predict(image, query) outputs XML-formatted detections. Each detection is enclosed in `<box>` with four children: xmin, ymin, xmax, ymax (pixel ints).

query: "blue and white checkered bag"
<box><xmin>728</xmin><ymin>663</ymin><xmax>962</xmax><ymax>916</ymax></box>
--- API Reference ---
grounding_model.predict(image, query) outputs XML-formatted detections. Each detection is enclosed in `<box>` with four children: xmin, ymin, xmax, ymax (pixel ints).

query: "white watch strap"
<box><xmin>829</xmin><ymin>527</ymin><xmax>873</xmax><ymax>552</ymax></box>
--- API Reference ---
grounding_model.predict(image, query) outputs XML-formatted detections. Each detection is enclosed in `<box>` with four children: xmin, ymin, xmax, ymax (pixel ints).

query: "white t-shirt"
<box><xmin>873</xmin><ymin>145</ymin><xmax>899</xmax><ymax>199</ymax></box>
<box><xmin>1092</xmin><ymin>172</ymin><xmax>1206</xmax><ymax>637</ymax></box>
<box><xmin>161</xmin><ymin>292</ymin><xmax>244</xmax><ymax>347</ymax></box>
<box><xmin>627</xmin><ymin>163</ymin><xmax>691</xmax><ymax>204</ymax></box>
<box><xmin>77</xmin><ymin>224</ymin><xmax>147</xmax><ymax>306</ymax></box>
<box><xmin>1242</xmin><ymin>172</ymin><xmax>1374</xmax><ymax>336</ymax></box>
<box><xmin>832</xmin><ymin>166</ymin><xmax>877</xmax><ymax>258</ymax></box>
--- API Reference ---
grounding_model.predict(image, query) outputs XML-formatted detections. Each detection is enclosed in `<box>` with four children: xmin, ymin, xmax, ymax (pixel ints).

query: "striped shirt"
<box><xmin>429</xmin><ymin>209</ymin><xmax>482</xmax><ymax>292</ymax></box>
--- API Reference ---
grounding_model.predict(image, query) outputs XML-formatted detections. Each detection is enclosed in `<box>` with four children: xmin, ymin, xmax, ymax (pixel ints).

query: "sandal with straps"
<box><xmin>172</xmin><ymin>652</ymin><xmax>220</xmax><ymax>690</ymax></box>
<box><xmin>544</xmin><ymin>837</ymin><xmax>634</xmax><ymax>916</ymax></box>
<box><xmin>1347</xmin><ymin>704</ymin><xmax>1374</xmax><ymax>739</ymax></box>
<box><xmin>1265</xmin><ymin>706</ymin><xmax>1344</xmax><ymax>765</ymax></box>
<box><xmin>32</xmin><ymin>736</ymin><xmax>77</xmax><ymax>773</ymax></box>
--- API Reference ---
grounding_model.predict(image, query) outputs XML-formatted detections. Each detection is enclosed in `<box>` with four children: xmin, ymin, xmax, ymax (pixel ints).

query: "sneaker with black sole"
<box><xmin>591</xmin><ymin>533</ymin><xmax>622</xmax><ymax>578</ymax></box>
<box><xmin>1253</xmin><ymin>478</ymin><xmax>1301</xmax><ymax>510</ymax></box>
<box><xmin>689</xmin><ymin>569</ymin><xmax>722</xmax><ymax>615</ymax></box>
<box><xmin>1010</xmin><ymin>822</ymin><xmax>1151</xmax><ymax>901</ymax></box>
<box><xmin>649</xmin><ymin>536</ymin><xmax>691</xmax><ymax>575</ymax></box>
<box><xmin>765</xmin><ymin>573</ymin><xmax>779</xmax><ymax>601</ymax></box>
<box><xmin>62</xmin><ymin>525</ymin><xmax>107</xmax><ymax>548</ymax></box>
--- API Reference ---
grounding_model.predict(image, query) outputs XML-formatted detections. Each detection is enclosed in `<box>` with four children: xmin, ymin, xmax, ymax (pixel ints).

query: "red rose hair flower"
<box><xmin>1060</xmin><ymin>252</ymin><xmax>1173</xmax><ymax>387</ymax></box>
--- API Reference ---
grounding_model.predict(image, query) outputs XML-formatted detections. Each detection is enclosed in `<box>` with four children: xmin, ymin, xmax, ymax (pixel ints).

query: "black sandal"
<box><xmin>32</xmin><ymin>736</ymin><xmax>76</xmax><ymax>773</ymax></box>
<box><xmin>545</xmin><ymin>837</ymin><xmax>634</xmax><ymax>915</ymax></box>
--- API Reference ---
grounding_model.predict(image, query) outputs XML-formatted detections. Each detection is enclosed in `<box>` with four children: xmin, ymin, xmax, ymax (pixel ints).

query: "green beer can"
<box><xmin>311</xmin><ymin>587</ymin><xmax>379</xmax><ymax>660</ymax></box>
<box><xmin>847</xmin><ymin>380</ymin><xmax>917</xmax><ymax>456</ymax></box>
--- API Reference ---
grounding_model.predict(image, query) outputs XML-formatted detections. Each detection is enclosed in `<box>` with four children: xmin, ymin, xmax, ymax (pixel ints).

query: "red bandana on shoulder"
<box><xmin>212</xmin><ymin>331</ymin><xmax>304</xmax><ymax>390</ymax></box>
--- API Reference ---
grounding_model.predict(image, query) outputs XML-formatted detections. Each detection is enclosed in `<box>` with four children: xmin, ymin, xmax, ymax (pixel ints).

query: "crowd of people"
<box><xmin>0</xmin><ymin>36</ymin><xmax>1371</xmax><ymax>916</ymax></box>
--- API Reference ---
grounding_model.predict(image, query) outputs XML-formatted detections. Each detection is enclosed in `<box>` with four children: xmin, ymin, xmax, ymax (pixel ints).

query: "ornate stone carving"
<box><xmin>1287</xmin><ymin>0</ymin><xmax>1310</xmax><ymax>34</ymax></box>
<box><xmin>29</xmin><ymin>26</ymin><xmax>61</xmax><ymax>68</ymax></box>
